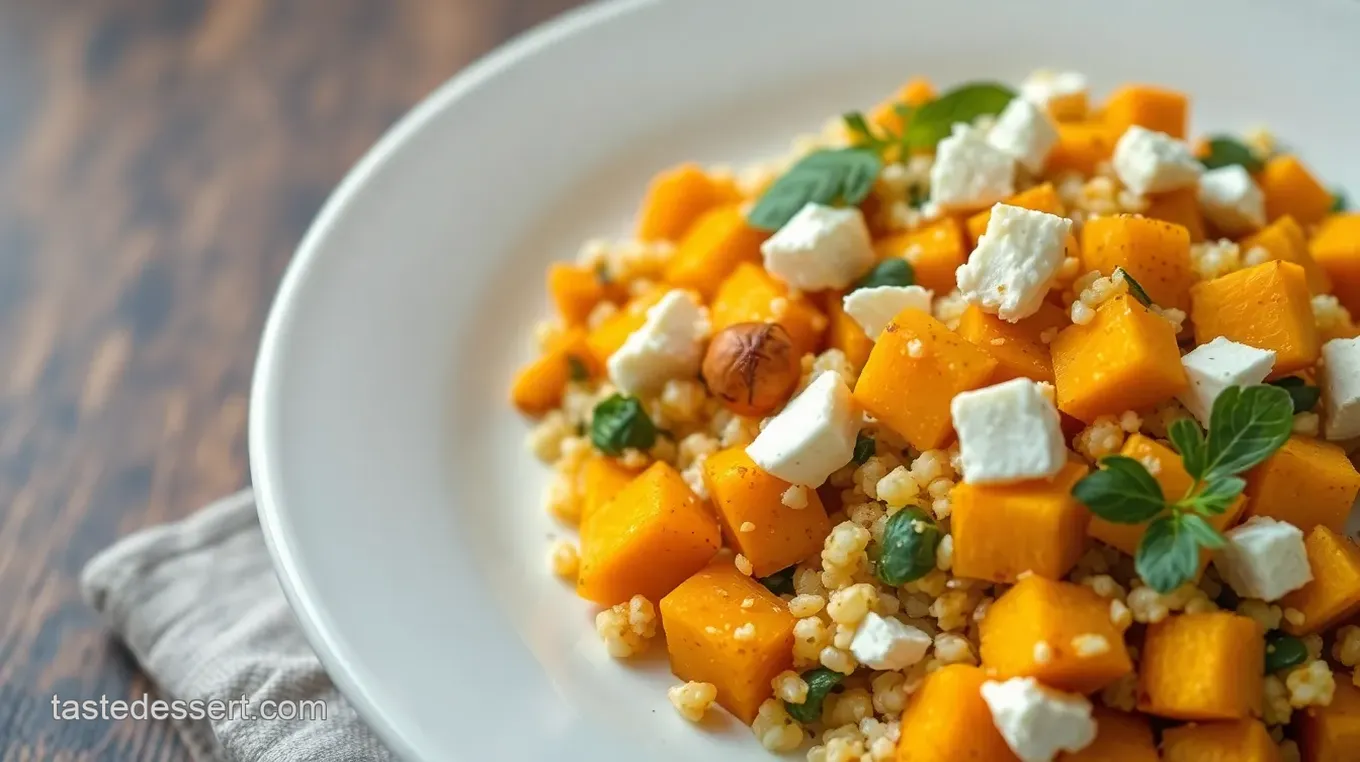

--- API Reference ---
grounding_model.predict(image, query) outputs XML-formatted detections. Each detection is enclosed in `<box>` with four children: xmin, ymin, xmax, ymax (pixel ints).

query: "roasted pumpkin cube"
<box><xmin>1299</xmin><ymin>671</ymin><xmax>1360</xmax><ymax>762</ymax></box>
<box><xmin>510</xmin><ymin>328</ymin><xmax>599</xmax><ymax>416</ymax></box>
<box><xmin>578</xmin><ymin>461</ymin><xmax>721</xmax><ymax>605</ymax></box>
<box><xmin>547</xmin><ymin>263</ymin><xmax>607</xmax><ymax>325</ymax></box>
<box><xmin>965</xmin><ymin>183</ymin><xmax>1065</xmax><ymax>246</ymax></box>
<box><xmin>659</xmin><ymin>558</ymin><xmax>795</xmax><ymax>724</ymax></box>
<box><xmin>951</xmin><ymin>460</ymin><xmax>1091</xmax><ymax>583</ymax></box>
<box><xmin>1310</xmin><ymin>213</ymin><xmax>1360</xmax><ymax>316</ymax></box>
<box><xmin>868</xmin><ymin>77</ymin><xmax>936</xmax><ymax>135</ymax></box>
<box><xmin>1103</xmin><ymin>84</ymin><xmax>1189</xmax><ymax>138</ymax></box>
<box><xmin>711</xmin><ymin>263</ymin><xmax>826</xmax><ymax>356</ymax></box>
<box><xmin>578</xmin><ymin>455</ymin><xmax>640</xmax><ymax>525</ymax></box>
<box><xmin>1081</xmin><ymin>215</ymin><xmax>1194</xmax><ymax>311</ymax></box>
<box><xmin>1144</xmin><ymin>187</ymin><xmax>1206</xmax><ymax>243</ymax></box>
<box><xmin>1138</xmin><ymin>612</ymin><xmax>1263</xmax><ymax>721</ymax></box>
<box><xmin>663</xmin><ymin>205</ymin><xmax>768</xmax><ymax>299</ymax></box>
<box><xmin>897</xmin><ymin>665</ymin><xmax>1020</xmax><ymax>762</ymax></box>
<box><xmin>1280</xmin><ymin>526</ymin><xmax>1360</xmax><ymax>636</ymax></box>
<box><xmin>1047</xmin><ymin>121</ymin><xmax>1116</xmax><ymax>175</ymax></box>
<box><xmin>979</xmin><ymin>576</ymin><xmax>1132</xmax><ymax>694</ymax></box>
<box><xmin>1241</xmin><ymin>215</ymin><xmax>1331</xmax><ymax>294</ymax></box>
<box><xmin>1190</xmin><ymin>260</ymin><xmax>1320</xmax><ymax>378</ymax></box>
<box><xmin>957</xmin><ymin>302</ymin><xmax>1067</xmax><ymax>383</ymax></box>
<box><xmin>1051</xmin><ymin>295</ymin><xmax>1189</xmax><ymax>423</ymax></box>
<box><xmin>875</xmin><ymin>217</ymin><xmax>967</xmax><ymax>295</ymax></box>
<box><xmin>1060</xmin><ymin>709</ymin><xmax>1158</xmax><ymax>762</ymax></box>
<box><xmin>853</xmin><ymin>308</ymin><xmax>997</xmax><ymax>451</ymax></box>
<box><xmin>1161</xmin><ymin>719</ymin><xmax>1278</xmax><ymax>762</ymax></box>
<box><xmin>1260</xmin><ymin>155</ymin><xmax>1333</xmax><ymax>225</ymax></box>
<box><xmin>585</xmin><ymin>286</ymin><xmax>667</xmax><ymax>364</ymax></box>
<box><xmin>701</xmin><ymin>447</ymin><xmax>831</xmax><ymax>578</ymax></box>
<box><xmin>827</xmin><ymin>288</ymin><xmax>875</xmax><ymax>370</ymax></box>
<box><xmin>636</xmin><ymin>163</ymin><xmax>738</xmax><ymax>242</ymax></box>
<box><xmin>1245</xmin><ymin>436</ymin><xmax>1360</xmax><ymax>534</ymax></box>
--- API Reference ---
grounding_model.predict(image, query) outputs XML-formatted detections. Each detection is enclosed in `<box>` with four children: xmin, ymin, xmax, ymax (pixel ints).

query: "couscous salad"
<box><xmin>511</xmin><ymin>70</ymin><xmax>1360</xmax><ymax>761</ymax></box>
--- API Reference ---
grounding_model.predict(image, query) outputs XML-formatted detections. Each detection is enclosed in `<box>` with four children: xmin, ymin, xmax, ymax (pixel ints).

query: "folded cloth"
<box><xmin>80</xmin><ymin>490</ymin><xmax>395</xmax><ymax>762</ymax></box>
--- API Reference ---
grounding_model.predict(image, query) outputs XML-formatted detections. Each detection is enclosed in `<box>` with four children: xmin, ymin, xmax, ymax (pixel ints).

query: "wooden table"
<box><xmin>0</xmin><ymin>0</ymin><xmax>583</xmax><ymax>757</ymax></box>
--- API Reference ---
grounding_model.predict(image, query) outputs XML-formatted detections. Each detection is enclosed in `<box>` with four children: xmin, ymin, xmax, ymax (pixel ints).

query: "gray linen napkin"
<box><xmin>80</xmin><ymin>490</ymin><xmax>395</xmax><ymax>762</ymax></box>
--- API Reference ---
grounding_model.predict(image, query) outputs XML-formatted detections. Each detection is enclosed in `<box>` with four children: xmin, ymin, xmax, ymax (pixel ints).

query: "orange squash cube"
<box><xmin>874</xmin><ymin>217</ymin><xmax>967</xmax><ymax>295</ymax></box>
<box><xmin>1260</xmin><ymin>155</ymin><xmax>1333</xmax><ymax>225</ymax></box>
<box><xmin>1280</xmin><ymin>526</ymin><xmax>1360</xmax><ymax>636</ymax></box>
<box><xmin>547</xmin><ymin>263</ymin><xmax>607</xmax><ymax>325</ymax></box>
<box><xmin>578</xmin><ymin>461</ymin><xmax>721</xmax><ymax>605</ymax></box>
<box><xmin>701</xmin><ymin>448</ymin><xmax>831</xmax><ymax>578</ymax></box>
<box><xmin>585</xmin><ymin>286</ymin><xmax>667</xmax><ymax>364</ymax></box>
<box><xmin>965</xmin><ymin>183</ymin><xmax>1066</xmax><ymax>246</ymax></box>
<box><xmin>659</xmin><ymin>558</ymin><xmax>795</xmax><ymax>724</ymax></box>
<box><xmin>1059</xmin><ymin>710</ymin><xmax>1158</xmax><ymax>762</ymax></box>
<box><xmin>1310</xmin><ymin>213</ymin><xmax>1360</xmax><ymax>316</ymax></box>
<box><xmin>636</xmin><ymin>163</ymin><xmax>738</xmax><ymax>242</ymax></box>
<box><xmin>711</xmin><ymin>263</ymin><xmax>826</xmax><ymax>356</ymax></box>
<box><xmin>827</xmin><ymin>288</ymin><xmax>875</xmax><ymax>370</ymax></box>
<box><xmin>1190</xmin><ymin>260</ymin><xmax>1320</xmax><ymax>378</ymax></box>
<box><xmin>957</xmin><ymin>301</ymin><xmax>1067</xmax><ymax>383</ymax></box>
<box><xmin>1245</xmin><ymin>436</ymin><xmax>1360</xmax><ymax>534</ymax></box>
<box><xmin>1051</xmin><ymin>295</ymin><xmax>1189</xmax><ymax>423</ymax></box>
<box><xmin>1144</xmin><ymin>187</ymin><xmax>1206</xmax><ymax>243</ymax></box>
<box><xmin>663</xmin><ymin>205</ymin><xmax>768</xmax><ymax>299</ymax></box>
<box><xmin>1299</xmin><ymin>671</ymin><xmax>1360</xmax><ymax>762</ymax></box>
<box><xmin>1241</xmin><ymin>215</ymin><xmax>1331</xmax><ymax>294</ymax></box>
<box><xmin>868</xmin><ymin>77</ymin><xmax>936</xmax><ymax>135</ymax></box>
<box><xmin>979</xmin><ymin>577</ymin><xmax>1133</xmax><ymax>694</ymax></box>
<box><xmin>1138</xmin><ymin>612</ymin><xmax>1264</xmax><ymax>721</ymax></box>
<box><xmin>897</xmin><ymin>665</ymin><xmax>1020</xmax><ymax>762</ymax></box>
<box><xmin>510</xmin><ymin>328</ymin><xmax>599</xmax><ymax>416</ymax></box>
<box><xmin>853</xmin><ymin>308</ymin><xmax>997</xmax><ymax>451</ymax></box>
<box><xmin>1081</xmin><ymin>215</ymin><xmax>1195</xmax><ymax>311</ymax></box>
<box><xmin>578</xmin><ymin>455</ymin><xmax>640</xmax><ymax>525</ymax></box>
<box><xmin>951</xmin><ymin>460</ymin><xmax>1091</xmax><ymax>583</ymax></box>
<box><xmin>1047</xmin><ymin>121</ymin><xmax>1116</xmax><ymax>175</ymax></box>
<box><xmin>1103</xmin><ymin>84</ymin><xmax>1189</xmax><ymax>139</ymax></box>
<box><xmin>1162</xmin><ymin>719</ymin><xmax>1279</xmax><ymax>762</ymax></box>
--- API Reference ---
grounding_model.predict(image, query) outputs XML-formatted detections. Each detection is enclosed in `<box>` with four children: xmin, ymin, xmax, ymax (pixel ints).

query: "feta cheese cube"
<box><xmin>760</xmin><ymin>203</ymin><xmax>874</xmax><ymax>291</ymax></box>
<box><xmin>981</xmin><ymin>677</ymin><xmax>1096</xmax><ymax>762</ymax></box>
<box><xmin>746</xmin><ymin>371</ymin><xmax>860</xmax><ymax>487</ymax></box>
<box><xmin>929</xmin><ymin>123</ymin><xmax>1016</xmax><ymax>212</ymax></box>
<box><xmin>987</xmin><ymin>98</ymin><xmax>1059</xmax><ymax>173</ymax></box>
<box><xmin>951</xmin><ymin>378</ymin><xmax>1067</xmax><ymax>485</ymax></box>
<box><xmin>1019</xmin><ymin>70</ymin><xmax>1088</xmax><ymax>115</ymax></box>
<box><xmin>849</xmin><ymin>612</ymin><xmax>932</xmax><ymax>670</ymax></box>
<box><xmin>1198</xmin><ymin>165</ymin><xmax>1266</xmax><ymax>235</ymax></box>
<box><xmin>607</xmin><ymin>289</ymin><xmax>709</xmax><ymax>394</ymax></box>
<box><xmin>1213</xmin><ymin>517</ymin><xmax>1312</xmax><ymax>602</ymax></box>
<box><xmin>842</xmin><ymin>285</ymin><xmax>934</xmax><ymax>339</ymax></box>
<box><xmin>1322</xmin><ymin>336</ymin><xmax>1360</xmax><ymax>440</ymax></box>
<box><xmin>1177</xmin><ymin>336</ymin><xmax>1276</xmax><ymax>426</ymax></box>
<box><xmin>1112</xmin><ymin>125</ymin><xmax>1202</xmax><ymax>196</ymax></box>
<box><xmin>956</xmin><ymin>203</ymin><xmax>1071</xmax><ymax>322</ymax></box>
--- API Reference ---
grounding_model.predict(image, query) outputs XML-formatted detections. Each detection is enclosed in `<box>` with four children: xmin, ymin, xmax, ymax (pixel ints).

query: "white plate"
<box><xmin>249</xmin><ymin>0</ymin><xmax>1360</xmax><ymax>759</ymax></box>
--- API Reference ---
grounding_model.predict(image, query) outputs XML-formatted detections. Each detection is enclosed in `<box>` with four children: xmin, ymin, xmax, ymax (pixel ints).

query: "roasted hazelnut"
<box><xmin>702</xmin><ymin>322</ymin><xmax>800</xmax><ymax>416</ymax></box>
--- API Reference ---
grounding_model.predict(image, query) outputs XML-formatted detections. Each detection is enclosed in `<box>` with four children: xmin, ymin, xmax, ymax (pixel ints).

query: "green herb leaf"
<box><xmin>1168</xmin><ymin>417</ymin><xmax>1207</xmax><ymax>480</ymax></box>
<box><xmin>842</xmin><ymin>111</ymin><xmax>892</xmax><ymax>152</ymax></box>
<box><xmin>1179</xmin><ymin>474</ymin><xmax>1246</xmax><ymax>516</ymax></box>
<box><xmin>1202</xmin><ymin>385</ymin><xmax>1295</xmax><ymax>479</ymax></box>
<box><xmin>892</xmin><ymin>103</ymin><xmax>916</xmax><ymax>126</ymax></box>
<box><xmin>1179</xmin><ymin>512</ymin><xmax>1227</xmax><ymax>549</ymax></box>
<box><xmin>852</xmin><ymin>433</ymin><xmax>876</xmax><ymax>465</ymax></box>
<box><xmin>903</xmin><ymin>82</ymin><xmax>1016</xmax><ymax>151</ymax></box>
<box><xmin>1136</xmin><ymin>514</ymin><xmax>1201</xmax><ymax>593</ymax></box>
<box><xmin>594</xmin><ymin>261</ymin><xmax>611</xmax><ymax>284</ymax></box>
<box><xmin>589</xmin><ymin>394</ymin><xmax>657</xmax><ymax>456</ymax></box>
<box><xmin>1333</xmin><ymin>189</ymin><xmax>1349</xmax><ymax>213</ymax></box>
<box><xmin>1071</xmin><ymin>455</ymin><xmax>1167</xmax><ymax>524</ymax></box>
<box><xmin>785</xmin><ymin>668</ymin><xmax>845</xmax><ymax>723</ymax></box>
<box><xmin>1269</xmin><ymin>376</ymin><xmax>1322</xmax><ymax>414</ymax></box>
<box><xmin>1115</xmin><ymin>267</ymin><xmax>1154</xmax><ymax>308</ymax></box>
<box><xmin>906</xmin><ymin>184</ymin><xmax>927</xmax><ymax>209</ymax></box>
<box><xmin>875</xmin><ymin>506</ymin><xmax>941</xmax><ymax>586</ymax></box>
<box><xmin>567</xmin><ymin>354</ymin><xmax>589</xmax><ymax>382</ymax></box>
<box><xmin>1264</xmin><ymin>632</ymin><xmax>1309</xmax><ymax>673</ymax></box>
<box><xmin>1200</xmin><ymin>136</ymin><xmax>1264</xmax><ymax>173</ymax></box>
<box><xmin>748</xmin><ymin>148</ymin><xmax>883</xmax><ymax>231</ymax></box>
<box><xmin>852</xmin><ymin>259</ymin><xmax>915</xmax><ymax>292</ymax></box>
<box><xmin>759</xmin><ymin>566</ymin><xmax>796</xmax><ymax>597</ymax></box>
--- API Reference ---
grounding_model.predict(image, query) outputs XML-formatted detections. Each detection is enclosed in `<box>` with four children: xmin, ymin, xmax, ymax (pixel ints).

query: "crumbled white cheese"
<box><xmin>951</xmin><ymin>378</ymin><xmax>1067</xmax><ymax>485</ymax></box>
<box><xmin>987</xmin><ymin>98</ymin><xmax>1059</xmax><ymax>173</ymax></box>
<box><xmin>1111</xmin><ymin>125</ymin><xmax>1202</xmax><ymax>196</ymax></box>
<box><xmin>1019</xmin><ymin>70</ymin><xmax>1088</xmax><ymax>114</ymax></box>
<box><xmin>843</xmin><ymin>285</ymin><xmax>934</xmax><ymax>339</ymax></box>
<box><xmin>981</xmin><ymin>677</ymin><xmax>1096</xmax><ymax>762</ymax></box>
<box><xmin>849</xmin><ymin>612</ymin><xmax>932</xmax><ymax>670</ymax></box>
<box><xmin>956</xmin><ymin>203</ymin><xmax>1071</xmax><ymax>322</ymax></box>
<box><xmin>760</xmin><ymin>203</ymin><xmax>874</xmax><ymax>291</ymax></box>
<box><xmin>1177</xmin><ymin>336</ymin><xmax>1276</xmax><ymax>426</ymax></box>
<box><xmin>1213</xmin><ymin>517</ymin><xmax>1313</xmax><ymax>603</ymax></box>
<box><xmin>1322</xmin><ymin>337</ymin><xmax>1360</xmax><ymax>440</ymax></box>
<box><xmin>746</xmin><ymin>371</ymin><xmax>860</xmax><ymax>487</ymax></box>
<box><xmin>929</xmin><ymin>123</ymin><xmax>1016</xmax><ymax>212</ymax></box>
<box><xmin>1198</xmin><ymin>165</ymin><xmax>1266</xmax><ymax>235</ymax></box>
<box><xmin>607</xmin><ymin>289</ymin><xmax>709</xmax><ymax>394</ymax></box>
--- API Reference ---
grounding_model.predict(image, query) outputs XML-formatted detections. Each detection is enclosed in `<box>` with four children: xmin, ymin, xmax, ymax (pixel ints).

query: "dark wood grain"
<box><xmin>0</xmin><ymin>0</ymin><xmax>586</xmax><ymax>757</ymax></box>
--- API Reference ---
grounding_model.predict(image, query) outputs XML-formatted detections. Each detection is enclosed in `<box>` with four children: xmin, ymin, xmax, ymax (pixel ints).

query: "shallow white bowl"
<box><xmin>249</xmin><ymin>0</ymin><xmax>1360</xmax><ymax>758</ymax></box>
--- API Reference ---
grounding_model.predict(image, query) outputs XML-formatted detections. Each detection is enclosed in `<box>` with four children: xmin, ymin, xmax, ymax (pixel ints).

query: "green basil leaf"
<box><xmin>1168</xmin><ymin>417</ymin><xmax>1207</xmax><ymax>481</ymax></box>
<box><xmin>1200</xmin><ymin>136</ymin><xmax>1264</xmax><ymax>173</ymax></box>
<box><xmin>1269</xmin><ymin>376</ymin><xmax>1322</xmax><ymax>414</ymax></box>
<box><xmin>1333</xmin><ymin>190</ymin><xmax>1349</xmax><ymax>213</ymax></box>
<box><xmin>875</xmin><ymin>506</ymin><xmax>941</xmax><ymax>586</ymax></box>
<box><xmin>785</xmin><ymin>668</ymin><xmax>845</xmax><ymax>723</ymax></box>
<box><xmin>1180</xmin><ymin>475</ymin><xmax>1245</xmax><ymax>516</ymax></box>
<box><xmin>852</xmin><ymin>259</ymin><xmax>915</xmax><ymax>292</ymax></box>
<box><xmin>1179</xmin><ymin>512</ymin><xmax>1227</xmax><ymax>550</ymax></box>
<box><xmin>906</xmin><ymin>184</ymin><xmax>927</xmax><ymax>209</ymax></box>
<box><xmin>748</xmin><ymin>148</ymin><xmax>883</xmax><ymax>231</ymax></box>
<box><xmin>1071</xmin><ymin>455</ymin><xmax>1167</xmax><ymax>524</ymax></box>
<box><xmin>759</xmin><ymin>566</ymin><xmax>796</xmax><ymax>597</ymax></box>
<box><xmin>589</xmin><ymin>394</ymin><xmax>657</xmax><ymax>456</ymax></box>
<box><xmin>903</xmin><ymin>82</ymin><xmax>1016</xmax><ymax>151</ymax></box>
<box><xmin>892</xmin><ymin>103</ymin><xmax>916</xmax><ymax>127</ymax></box>
<box><xmin>567</xmin><ymin>354</ymin><xmax>590</xmax><ymax>383</ymax></box>
<box><xmin>1264</xmin><ymin>632</ymin><xmax>1309</xmax><ymax>673</ymax></box>
<box><xmin>1115</xmin><ymin>267</ymin><xmax>1154</xmax><ymax>308</ymax></box>
<box><xmin>842</xmin><ymin>111</ymin><xmax>889</xmax><ymax>151</ymax></box>
<box><xmin>1202</xmin><ymin>385</ymin><xmax>1295</xmax><ymax>479</ymax></box>
<box><xmin>1136</xmin><ymin>514</ymin><xmax>1201</xmax><ymax>594</ymax></box>
<box><xmin>852</xmin><ymin>433</ymin><xmax>876</xmax><ymax>465</ymax></box>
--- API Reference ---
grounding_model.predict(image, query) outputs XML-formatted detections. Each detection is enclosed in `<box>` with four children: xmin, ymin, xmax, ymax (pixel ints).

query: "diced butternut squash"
<box><xmin>1299</xmin><ymin>672</ymin><xmax>1360</xmax><ymax>762</ymax></box>
<box><xmin>868</xmin><ymin>77</ymin><xmax>936</xmax><ymax>135</ymax></box>
<box><xmin>659</xmin><ymin>558</ymin><xmax>795</xmax><ymax>724</ymax></box>
<box><xmin>951</xmin><ymin>460</ymin><xmax>1091</xmax><ymax>583</ymax></box>
<box><xmin>585</xmin><ymin>286</ymin><xmax>667</xmax><ymax>364</ymax></box>
<box><xmin>578</xmin><ymin>455</ymin><xmax>640</xmax><ymax>525</ymax></box>
<box><xmin>636</xmin><ymin>163</ymin><xmax>738</xmax><ymax>242</ymax></box>
<box><xmin>511</xmin><ymin>328</ymin><xmax>599</xmax><ymax>416</ymax></box>
<box><xmin>547</xmin><ymin>263</ymin><xmax>607</xmax><ymax>325</ymax></box>
<box><xmin>1144</xmin><ymin>187</ymin><xmax>1206</xmax><ymax>243</ymax></box>
<box><xmin>853</xmin><ymin>308</ymin><xmax>997</xmax><ymax>451</ymax></box>
<box><xmin>1280</xmin><ymin>526</ymin><xmax>1360</xmax><ymax>636</ymax></box>
<box><xmin>701</xmin><ymin>447</ymin><xmax>832</xmax><ymax>578</ymax></box>
<box><xmin>1190</xmin><ymin>260</ymin><xmax>1320</xmax><ymax>378</ymax></box>
<box><xmin>896</xmin><ymin>664</ymin><xmax>1020</xmax><ymax>762</ymax></box>
<box><xmin>1103</xmin><ymin>84</ymin><xmax>1189</xmax><ymax>139</ymax></box>
<box><xmin>827</xmin><ymin>288</ymin><xmax>875</xmax><ymax>370</ymax></box>
<box><xmin>979</xmin><ymin>576</ymin><xmax>1133</xmax><ymax>693</ymax></box>
<box><xmin>1310</xmin><ymin>213</ymin><xmax>1360</xmax><ymax>316</ymax></box>
<box><xmin>1051</xmin><ymin>295</ymin><xmax>1189</xmax><ymax>423</ymax></box>
<box><xmin>711</xmin><ymin>263</ymin><xmax>826</xmax><ymax>356</ymax></box>
<box><xmin>577</xmin><ymin>461</ymin><xmax>721</xmax><ymax>605</ymax></box>
<box><xmin>875</xmin><ymin>217</ymin><xmax>967</xmax><ymax>295</ymax></box>
<box><xmin>1059</xmin><ymin>710</ymin><xmax>1158</xmax><ymax>762</ymax></box>
<box><xmin>663</xmin><ymin>205</ymin><xmax>768</xmax><ymax>299</ymax></box>
<box><xmin>1162</xmin><ymin>719</ymin><xmax>1280</xmax><ymax>762</ymax></box>
<box><xmin>1245</xmin><ymin>436</ymin><xmax>1360</xmax><ymax>533</ymax></box>
<box><xmin>1081</xmin><ymin>215</ymin><xmax>1195</xmax><ymax>311</ymax></box>
<box><xmin>1241</xmin><ymin>215</ymin><xmax>1331</xmax><ymax>294</ymax></box>
<box><xmin>1138</xmin><ymin>612</ymin><xmax>1264</xmax><ymax>721</ymax></box>
<box><xmin>1260</xmin><ymin>155</ymin><xmax>1333</xmax><ymax>226</ymax></box>
<box><xmin>957</xmin><ymin>301</ymin><xmax>1068</xmax><ymax>383</ymax></box>
<box><xmin>1047</xmin><ymin>121</ymin><xmax>1116</xmax><ymax>175</ymax></box>
<box><xmin>965</xmin><ymin>183</ymin><xmax>1065</xmax><ymax>247</ymax></box>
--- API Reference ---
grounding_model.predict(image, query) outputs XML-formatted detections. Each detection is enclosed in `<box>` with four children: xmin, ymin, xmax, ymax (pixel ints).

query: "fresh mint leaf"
<box><xmin>903</xmin><ymin>82</ymin><xmax>1015</xmax><ymax>150</ymax></box>
<box><xmin>748</xmin><ymin>148</ymin><xmax>882</xmax><ymax>231</ymax></box>
<box><xmin>567</xmin><ymin>354</ymin><xmax>590</xmax><ymax>382</ymax></box>
<box><xmin>1168</xmin><ymin>417</ymin><xmax>1207</xmax><ymax>480</ymax></box>
<box><xmin>1180</xmin><ymin>512</ymin><xmax>1227</xmax><ymax>550</ymax></box>
<box><xmin>1136</xmin><ymin>514</ymin><xmax>1201</xmax><ymax>593</ymax></box>
<box><xmin>852</xmin><ymin>259</ymin><xmax>915</xmax><ymax>292</ymax></box>
<box><xmin>1269</xmin><ymin>376</ymin><xmax>1321</xmax><ymax>414</ymax></box>
<box><xmin>759</xmin><ymin>566</ymin><xmax>796</xmax><ymax>597</ymax></box>
<box><xmin>1333</xmin><ymin>189</ymin><xmax>1349</xmax><ymax>213</ymax></box>
<box><xmin>786</xmin><ymin>668</ymin><xmax>845</xmax><ymax>723</ymax></box>
<box><xmin>875</xmin><ymin>507</ymin><xmax>941</xmax><ymax>585</ymax></box>
<box><xmin>1179</xmin><ymin>474</ymin><xmax>1245</xmax><ymax>516</ymax></box>
<box><xmin>1202</xmin><ymin>385</ymin><xmax>1294</xmax><ymax>479</ymax></box>
<box><xmin>590</xmin><ymin>394</ymin><xmax>657</xmax><ymax>455</ymax></box>
<box><xmin>1071</xmin><ymin>455</ymin><xmax>1167</xmax><ymax>524</ymax></box>
<box><xmin>852</xmin><ymin>433</ymin><xmax>876</xmax><ymax>465</ymax></box>
<box><xmin>1200</xmin><ymin>136</ymin><xmax>1264</xmax><ymax>173</ymax></box>
<box><xmin>1115</xmin><ymin>267</ymin><xmax>1154</xmax><ymax>308</ymax></box>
